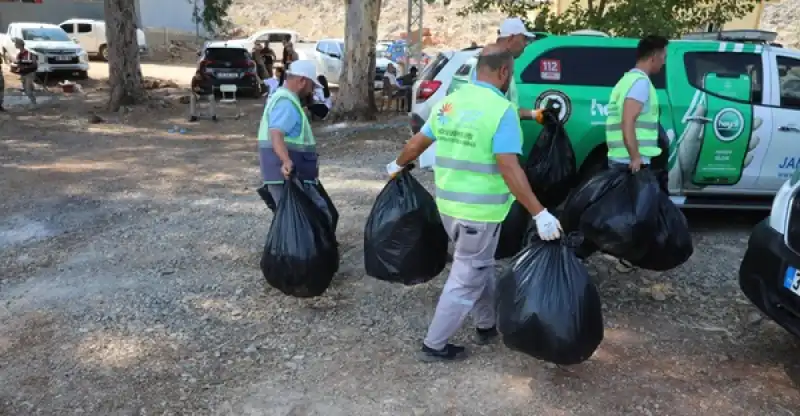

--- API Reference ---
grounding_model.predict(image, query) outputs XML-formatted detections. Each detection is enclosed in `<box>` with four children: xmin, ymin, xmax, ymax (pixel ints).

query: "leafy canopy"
<box><xmin>451</xmin><ymin>0</ymin><xmax>758</xmax><ymax>38</ymax></box>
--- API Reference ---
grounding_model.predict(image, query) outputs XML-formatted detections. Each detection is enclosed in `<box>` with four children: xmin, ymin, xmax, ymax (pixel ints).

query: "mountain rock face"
<box><xmin>761</xmin><ymin>0</ymin><xmax>800</xmax><ymax>48</ymax></box>
<box><xmin>228</xmin><ymin>0</ymin><xmax>800</xmax><ymax>50</ymax></box>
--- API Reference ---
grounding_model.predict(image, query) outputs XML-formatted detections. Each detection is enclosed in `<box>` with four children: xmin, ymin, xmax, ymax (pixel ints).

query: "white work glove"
<box><xmin>386</xmin><ymin>159</ymin><xmax>403</xmax><ymax>178</ymax></box>
<box><xmin>534</xmin><ymin>209</ymin><xmax>562</xmax><ymax>241</ymax></box>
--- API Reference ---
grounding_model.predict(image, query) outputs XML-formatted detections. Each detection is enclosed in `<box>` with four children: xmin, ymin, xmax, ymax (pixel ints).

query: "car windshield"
<box><xmin>21</xmin><ymin>28</ymin><xmax>71</xmax><ymax>42</ymax></box>
<box><xmin>205</xmin><ymin>48</ymin><xmax>249</xmax><ymax>61</ymax></box>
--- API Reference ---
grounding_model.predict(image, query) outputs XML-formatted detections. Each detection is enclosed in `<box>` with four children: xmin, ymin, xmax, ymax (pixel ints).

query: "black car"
<box><xmin>739</xmin><ymin>174</ymin><xmax>800</xmax><ymax>338</ymax></box>
<box><xmin>199</xmin><ymin>44</ymin><xmax>261</xmax><ymax>98</ymax></box>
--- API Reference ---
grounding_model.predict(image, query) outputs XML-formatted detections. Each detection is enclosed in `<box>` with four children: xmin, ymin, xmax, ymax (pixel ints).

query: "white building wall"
<box><xmin>137</xmin><ymin>0</ymin><xmax>205</xmax><ymax>33</ymax></box>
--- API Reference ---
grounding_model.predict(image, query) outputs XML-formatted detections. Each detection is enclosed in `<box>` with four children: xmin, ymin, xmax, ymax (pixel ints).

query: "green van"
<box><xmin>449</xmin><ymin>30</ymin><xmax>800</xmax><ymax>209</ymax></box>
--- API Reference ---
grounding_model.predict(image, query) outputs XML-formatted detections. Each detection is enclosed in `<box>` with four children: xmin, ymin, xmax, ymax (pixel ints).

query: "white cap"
<box><xmin>286</xmin><ymin>60</ymin><xmax>322</xmax><ymax>87</ymax></box>
<box><xmin>498</xmin><ymin>17</ymin><xmax>536</xmax><ymax>39</ymax></box>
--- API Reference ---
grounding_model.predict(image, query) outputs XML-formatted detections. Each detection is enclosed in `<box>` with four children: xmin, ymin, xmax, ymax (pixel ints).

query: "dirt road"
<box><xmin>1</xmin><ymin>96</ymin><xmax>799</xmax><ymax>415</ymax></box>
<box><xmin>87</xmin><ymin>61</ymin><xmax>196</xmax><ymax>84</ymax></box>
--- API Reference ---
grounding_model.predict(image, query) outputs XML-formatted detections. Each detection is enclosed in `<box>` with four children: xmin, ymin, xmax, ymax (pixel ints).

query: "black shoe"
<box><xmin>211</xmin><ymin>115</ymin><xmax>218</xmax><ymax>122</ymax></box>
<box><xmin>417</xmin><ymin>343</ymin><xmax>466</xmax><ymax>362</ymax></box>
<box><xmin>0</xmin><ymin>106</ymin><xmax>5</xmax><ymax>112</ymax></box>
<box><xmin>189</xmin><ymin>116</ymin><xmax>198</xmax><ymax>122</ymax></box>
<box><xmin>475</xmin><ymin>326</ymin><xmax>498</xmax><ymax>345</ymax></box>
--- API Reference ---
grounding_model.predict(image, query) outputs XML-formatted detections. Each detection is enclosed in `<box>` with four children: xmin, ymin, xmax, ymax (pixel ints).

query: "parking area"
<box><xmin>1</xmin><ymin>95</ymin><xmax>800</xmax><ymax>415</ymax></box>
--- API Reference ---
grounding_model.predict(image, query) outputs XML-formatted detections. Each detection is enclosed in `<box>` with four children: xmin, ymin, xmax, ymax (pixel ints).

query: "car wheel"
<box><xmin>99</xmin><ymin>45</ymin><xmax>109</xmax><ymax>62</ymax></box>
<box><xmin>76</xmin><ymin>71</ymin><xmax>89</xmax><ymax>80</ymax></box>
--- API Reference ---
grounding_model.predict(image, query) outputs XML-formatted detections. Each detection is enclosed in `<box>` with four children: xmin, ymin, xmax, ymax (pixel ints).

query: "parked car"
<box><xmin>197</xmin><ymin>41</ymin><xmax>261</xmax><ymax>98</ymax></box>
<box><xmin>313</xmin><ymin>38</ymin><xmax>395</xmax><ymax>89</ymax></box>
<box><xmin>409</xmin><ymin>46</ymin><xmax>481</xmax><ymax>134</ymax></box>
<box><xmin>444</xmin><ymin>29</ymin><xmax>800</xmax><ymax>210</ymax></box>
<box><xmin>739</xmin><ymin>167</ymin><xmax>800</xmax><ymax>338</ymax></box>
<box><xmin>59</xmin><ymin>18</ymin><xmax>147</xmax><ymax>61</ymax></box>
<box><xmin>1</xmin><ymin>22</ymin><xmax>89</xmax><ymax>78</ymax></box>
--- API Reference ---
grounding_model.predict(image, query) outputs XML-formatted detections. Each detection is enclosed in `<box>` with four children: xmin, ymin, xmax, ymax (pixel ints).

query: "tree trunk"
<box><xmin>331</xmin><ymin>0</ymin><xmax>381</xmax><ymax>121</ymax></box>
<box><xmin>104</xmin><ymin>0</ymin><xmax>146</xmax><ymax>111</ymax></box>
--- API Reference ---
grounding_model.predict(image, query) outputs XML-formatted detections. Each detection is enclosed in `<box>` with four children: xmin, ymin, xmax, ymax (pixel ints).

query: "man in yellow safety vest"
<box><xmin>386</xmin><ymin>44</ymin><xmax>562</xmax><ymax>362</ymax></box>
<box><xmin>605</xmin><ymin>35</ymin><xmax>669</xmax><ymax>174</ymax></box>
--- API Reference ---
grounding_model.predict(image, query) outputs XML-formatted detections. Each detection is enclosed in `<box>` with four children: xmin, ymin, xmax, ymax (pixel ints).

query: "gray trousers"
<box><xmin>190</xmin><ymin>93</ymin><xmax>216</xmax><ymax>118</ymax></box>
<box><xmin>424</xmin><ymin>214</ymin><xmax>501</xmax><ymax>350</ymax></box>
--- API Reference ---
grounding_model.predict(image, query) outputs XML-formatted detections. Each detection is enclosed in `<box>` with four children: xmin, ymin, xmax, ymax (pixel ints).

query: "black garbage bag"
<box><xmin>630</xmin><ymin>193</ymin><xmax>693</xmax><ymax>271</ymax></box>
<box><xmin>364</xmin><ymin>166</ymin><xmax>449</xmax><ymax>285</ymax></box>
<box><xmin>260</xmin><ymin>176</ymin><xmax>339</xmax><ymax>298</ymax></box>
<box><xmin>496</xmin><ymin>233</ymin><xmax>604</xmax><ymax>365</ymax></box>
<box><xmin>256</xmin><ymin>181</ymin><xmax>339</xmax><ymax>232</ymax></box>
<box><xmin>495</xmin><ymin>201</ymin><xmax>531</xmax><ymax>260</ymax></box>
<box><xmin>525</xmin><ymin>111</ymin><xmax>578</xmax><ymax>208</ymax></box>
<box><xmin>560</xmin><ymin>165</ymin><xmax>661</xmax><ymax>262</ymax></box>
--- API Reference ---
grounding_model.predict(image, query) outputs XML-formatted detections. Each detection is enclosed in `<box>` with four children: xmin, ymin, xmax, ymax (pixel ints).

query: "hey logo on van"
<box><xmin>590</xmin><ymin>99</ymin><xmax>609</xmax><ymax>117</ymax></box>
<box><xmin>712</xmin><ymin>108</ymin><xmax>744</xmax><ymax>142</ymax></box>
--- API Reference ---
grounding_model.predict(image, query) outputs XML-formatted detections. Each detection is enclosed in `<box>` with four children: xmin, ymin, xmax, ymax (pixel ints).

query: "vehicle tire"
<box><xmin>99</xmin><ymin>45</ymin><xmax>109</xmax><ymax>62</ymax></box>
<box><xmin>76</xmin><ymin>71</ymin><xmax>89</xmax><ymax>80</ymax></box>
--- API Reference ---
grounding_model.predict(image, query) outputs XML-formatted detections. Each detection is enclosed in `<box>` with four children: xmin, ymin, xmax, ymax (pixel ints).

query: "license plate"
<box><xmin>784</xmin><ymin>267</ymin><xmax>800</xmax><ymax>295</ymax></box>
<box><xmin>217</xmin><ymin>72</ymin><xmax>238</xmax><ymax>79</ymax></box>
<box><xmin>55</xmin><ymin>56</ymin><xmax>73</xmax><ymax>61</ymax></box>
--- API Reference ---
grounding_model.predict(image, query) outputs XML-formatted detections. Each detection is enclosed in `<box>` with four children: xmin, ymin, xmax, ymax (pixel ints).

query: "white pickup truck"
<box><xmin>1</xmin><ymin>22</ymin><xmax>89</xmax><ymax>78</ymax></box>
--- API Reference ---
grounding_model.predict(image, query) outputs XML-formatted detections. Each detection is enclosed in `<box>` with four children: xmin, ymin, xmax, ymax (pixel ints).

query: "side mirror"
<box><xmin>329</xmin><ymin>52</ymin><xmax>341</xmax><ymax>59</ymax></box>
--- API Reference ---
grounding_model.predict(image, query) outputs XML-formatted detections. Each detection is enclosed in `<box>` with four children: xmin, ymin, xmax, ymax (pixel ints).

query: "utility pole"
<box><xmin>405</xmin><ymin>0</ymin><xmax>423</xmax><ymax>74</ymax></box>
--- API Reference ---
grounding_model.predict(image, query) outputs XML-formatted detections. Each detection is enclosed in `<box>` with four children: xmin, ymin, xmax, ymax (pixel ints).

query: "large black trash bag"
<box><xmin>260</xmin><ymin>176</ymin><xmax>339</xmax><ymax>298</ymax></box>
<box><xmin>525</xmin><ymin>111</ymin><xmax>578</xmax><ymax>208</ymax></box>
<box><xmin>364</xmin><ymin>166</ymin><xmax>449</xmax><ymax>285</ymax></box>
<box><xmin>256</xmin><ymin>181</ymin><xmax>339</xmax><ymax>232</ymax></box>
<box><xmin>631</xmin><ymin>193</ymin><xmax>693</xmax><ymax>271</ymax></box>
<box><xmin>560</xmin><ymin>165</ymin><xmax>660</xmax><ymax>262</ymax></box>
<box><xmin>495</xmin><ymin>201</ymin><xmax>531</xmax><ymax>260</ymax></box>
<box><xmin>496</xmin><ymin>233</ymin><xmax>604</xmax><ymax>365</ymax></box>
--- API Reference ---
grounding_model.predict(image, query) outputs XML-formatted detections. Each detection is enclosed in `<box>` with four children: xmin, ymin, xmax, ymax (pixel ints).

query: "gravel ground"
<box><xmin>1</xmin><ymin>98</ymin><xmax>800</xmax><ymax>416</ymax></box>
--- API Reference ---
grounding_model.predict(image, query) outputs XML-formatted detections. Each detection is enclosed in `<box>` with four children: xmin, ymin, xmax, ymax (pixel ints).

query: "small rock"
<box><xmin>285</xmin><ymin>361</ymin><xmax>298</xmax><ymax>369</ymax></box>
<box><xmin>244</xmin><ymin>345</ymin><xmax>258</xmax><ymax>354</ymax></box>
<box><xmin>747</xmin><ymin>311</ymin><xmax>763</xmax><ymax>325</ymax></box>
<box><xmin>651</xmin><ymin>291</ymin><xmax>667</xmax><ymax>301</ymax></box>
<box><xmin>292</xmin><ymin>354</ymin><xmax>304</xmax><ymax>361</ymax></box>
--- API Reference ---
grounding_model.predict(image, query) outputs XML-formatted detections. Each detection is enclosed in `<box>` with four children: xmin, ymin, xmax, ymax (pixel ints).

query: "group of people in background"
<box><xmin>188</xmin><ymin>39</ymin><xmax>332</xmax><ymax>122</ymax></box>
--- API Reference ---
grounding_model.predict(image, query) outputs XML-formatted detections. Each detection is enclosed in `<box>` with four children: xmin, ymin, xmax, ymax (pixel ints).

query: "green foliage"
<box><xmin>459</xmin><ymin>0</ymin><xmax>759</xmax><ymax>39</ymax></box>
<box><xmin>194</xmin><ymin>0</ymin><xmax>233</xmax><ymax>34</ymax></box>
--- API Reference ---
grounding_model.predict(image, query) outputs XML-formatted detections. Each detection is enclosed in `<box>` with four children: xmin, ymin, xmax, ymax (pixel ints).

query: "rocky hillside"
<box><xmin>761</xmin><ymin>0</ymin><xmax>800</xmax><ymax>48</ymax></box>
<box><xmin>228</xmin><ymin>0</ymin><xmax>800</xmax><ymax>50</ymax></box>
<box><xmin>227</xmin><ymin>0</ymin><xmax>505</xmax><ymax>49</ymax></box>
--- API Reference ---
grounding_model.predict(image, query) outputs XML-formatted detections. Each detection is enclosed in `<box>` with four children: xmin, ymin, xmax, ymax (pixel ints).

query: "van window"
<box><xmin>776</xmin><ymin>56</ymin><xmax>800</xmax><ymax>110</ymax></box>
<box><xmin>420</xmin><ymin>53</ymin><xmax>449</xmax><ymax>81</ymax></box>
<box><xmin>61</xmin><ymin>24</ymin><xmax>74</xmax><ymax>34</ymax></box>
<box><xmin>520</xmin><ymin>46</ymin><xmax>666</xmax><ymax>88</ymax></box>
<box><xmin>683</xmin><ymin>52</ymin><xmax>763</xmax><ymax>104</ymax></box>
<box><xmin>77</xmin><ymin>24</ymin><xmax>92</xmax><ymax>33</ymax></box>
<box><xmin>455</xmin><ymin>57</ymin><xmax>476</xmax><ymax>76</ymax></box>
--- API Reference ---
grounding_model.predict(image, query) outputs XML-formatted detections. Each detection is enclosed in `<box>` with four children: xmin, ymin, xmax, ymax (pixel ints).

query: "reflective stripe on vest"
<box><xmin>606</xmin><ymin>71</ymin><xmax>662</xmax><ymax>158</ymax></box>
<box><xmin>430</xmin><ymin>83</ymin><xmax>518</xmax><ymax>223</ymax></box>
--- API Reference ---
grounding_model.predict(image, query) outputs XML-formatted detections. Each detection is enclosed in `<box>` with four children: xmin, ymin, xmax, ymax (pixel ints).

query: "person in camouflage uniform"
<box><xmin>0</xmin><ymin>59</ymin><xmax>5</xmax><ymax>112</ymax></box>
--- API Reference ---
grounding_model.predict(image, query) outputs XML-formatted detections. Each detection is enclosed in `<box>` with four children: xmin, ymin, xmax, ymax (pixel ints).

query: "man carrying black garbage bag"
<box><xmin>256</xmin><ymin>60</ymin><xmax>331</xmax><ymax>218</ymax></box>
<box><xmin>385</xmin><ymin>44</ymin><xmax>563</xmax><ymax>363</ymax></box>
<box><xmin>604</xmin><ymin>35</ymin><xmax>670</xmax><ymax>270</ymax></box>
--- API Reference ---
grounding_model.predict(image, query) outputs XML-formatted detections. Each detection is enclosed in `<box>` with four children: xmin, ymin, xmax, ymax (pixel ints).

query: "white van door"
<box><xmin>761</xmin><ymin>50</ymin><xmax>800</xmax><ymax>190</ymax></box>
<box><xmin>74</xmin><ymin>23</ymin><xmax>97</xmax><ymax>54</ymax></box>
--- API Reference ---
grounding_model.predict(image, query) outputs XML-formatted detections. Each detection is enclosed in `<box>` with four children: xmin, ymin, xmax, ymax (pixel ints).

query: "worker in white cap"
<box><xmin>256</xmin><ymin>60</ymin><xmax>330</xmax><ymax>217</ymax></box>
<box><xmin>470</xmin><ymin>17</ymin><xmax>540</xmax><ymax>121</ymax></box>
